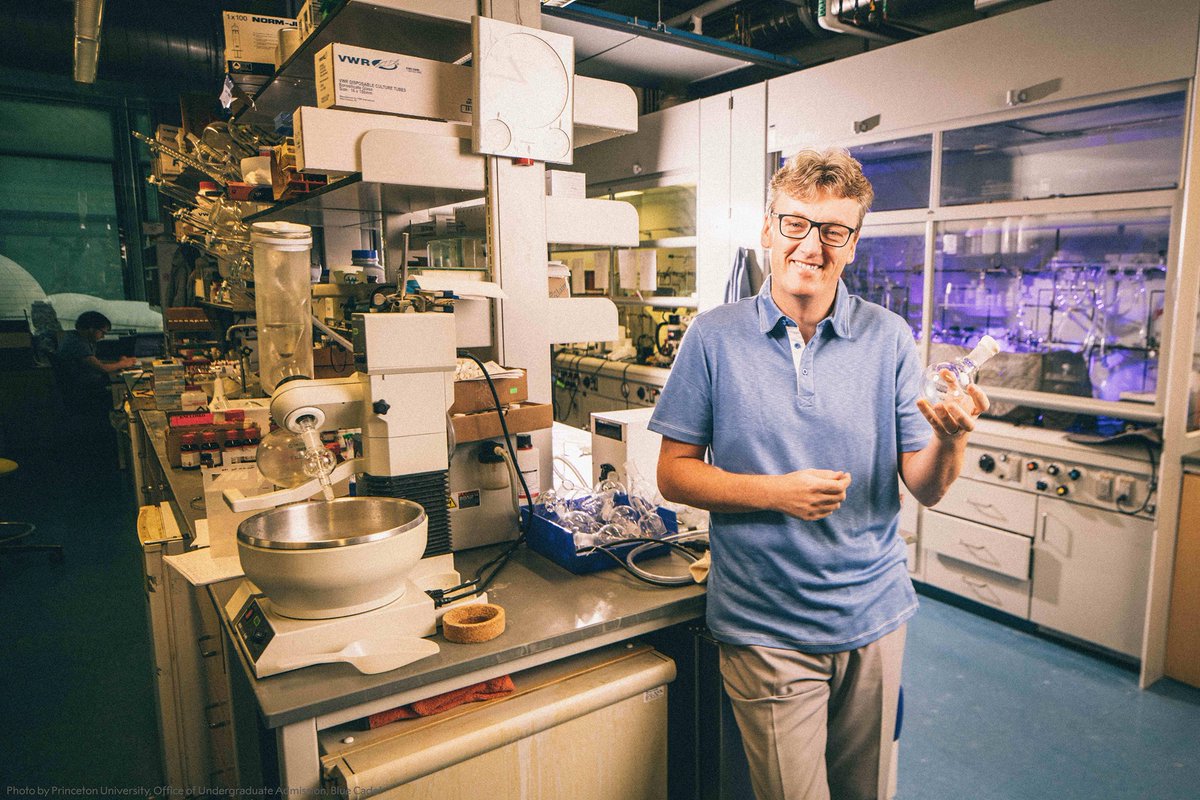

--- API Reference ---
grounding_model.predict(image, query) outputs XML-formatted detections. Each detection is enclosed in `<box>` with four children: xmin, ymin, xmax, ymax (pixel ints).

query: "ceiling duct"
<box><xmin>666</xmin><ymin>0</ymin><xmax>743</xmax><ymax>34</ymax></box>
<box><xmin>815</xmin><ymin>0</ymin><xmax>921</xmax><ymax>43</ymax></box>
<box><xmin>73</xmin><ymin>0</ymin><xmax>105</xmax><ymax>83</ymax></box>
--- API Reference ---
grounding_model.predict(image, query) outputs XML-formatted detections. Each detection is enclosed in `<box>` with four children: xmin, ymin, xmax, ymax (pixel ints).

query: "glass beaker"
<box><xmin>252</xmin><ymin>221</ymin><xmax>314</xmax><ymax>393</ymax></box>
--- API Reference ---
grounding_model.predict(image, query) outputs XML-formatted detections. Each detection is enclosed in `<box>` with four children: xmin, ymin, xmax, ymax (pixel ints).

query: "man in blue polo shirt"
<box><xmin>651</xmin><ymin>148</ymin><xmax>989</xmax><ymax>800</ymax></box>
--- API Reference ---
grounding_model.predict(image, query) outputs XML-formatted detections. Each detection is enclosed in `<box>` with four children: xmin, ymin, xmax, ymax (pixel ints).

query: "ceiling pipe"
<box><xmin>666</xmin><ymin>0</ymin><xmax>743</xmax><ymax>34</ymax></box>
<box><xmin>816</xmin><ymin>0</ymin><xmax>899</xmax><ymax>43</ymax></box>
<box><xmin>73</xmin><ymin>0</ymin><xmax>105</xmax><ymax>83</ymax></box>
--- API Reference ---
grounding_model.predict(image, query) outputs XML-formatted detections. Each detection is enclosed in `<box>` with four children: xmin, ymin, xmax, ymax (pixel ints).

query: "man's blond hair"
<box><xmin>768</xmin><ymin>148</ymin><xmax>874</xmax><ymax>223</ymax></box>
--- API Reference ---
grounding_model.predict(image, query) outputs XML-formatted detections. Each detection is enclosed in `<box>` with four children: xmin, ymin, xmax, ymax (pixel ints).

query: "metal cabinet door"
<box><xmin>1030</xmin><ymin>497</ymin><xmax>1153</xmax><ymax>658</ymax></box>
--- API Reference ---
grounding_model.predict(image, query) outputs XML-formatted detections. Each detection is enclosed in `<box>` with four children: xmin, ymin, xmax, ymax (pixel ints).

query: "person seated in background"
<box><xmin>57</xmin><ymin>310</ymin><xmax>137</xmax><ymax>415</ymax></box>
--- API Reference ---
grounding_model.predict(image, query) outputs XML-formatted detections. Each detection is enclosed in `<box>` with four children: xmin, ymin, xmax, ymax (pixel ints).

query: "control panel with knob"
<box><xmin>1046</xmin><ymin>464</ymin><xmax>1061</xmax><ymax>476</ymax></box>
<box><xmin>978</xmin><ymin>454</ymin><xmax>996</xmax><ymax>473</ymax></box>
<box><xmin>1055</xmin><ymin>485</ymin><xmax>1070</xmax><ymax>496</ymax></box>
<box><xmin>1068</xmin><ymin>468</ymin><xmax>1082</xmax><ymax>481</ymax></box>
<box><xmin>1026</xmin><ymin>461</ymin><xmax>1039</xmax><ymax>472</ymax></box>
<box><xmin>1035</xmin><ymin>480</ymin><xmax>1049</xmax><ymax>491</ymax></box>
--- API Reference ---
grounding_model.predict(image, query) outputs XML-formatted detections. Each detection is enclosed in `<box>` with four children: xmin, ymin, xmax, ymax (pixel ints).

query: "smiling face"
<box><xmin>761</xmin><ymin>190</ymin><xmax>861</xmax><ymax>319</ymax></box>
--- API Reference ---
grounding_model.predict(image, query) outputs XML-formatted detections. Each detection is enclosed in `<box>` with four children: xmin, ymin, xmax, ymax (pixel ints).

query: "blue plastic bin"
<box><xmin>522</xmin><ymin>495</ymin><xmax>678</xmax><ymax>575</ymax></box>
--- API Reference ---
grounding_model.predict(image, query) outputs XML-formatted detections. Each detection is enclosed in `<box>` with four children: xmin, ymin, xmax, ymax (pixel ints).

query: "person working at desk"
<box><xmin>57</xmin><ymin>310</ymin><xmax>138</xmax><ymax>416</ymax></box>
<box><xmin>651</xmin><ymin>148</ymin><xmax>990</xmax><ymax>800</ymax></box>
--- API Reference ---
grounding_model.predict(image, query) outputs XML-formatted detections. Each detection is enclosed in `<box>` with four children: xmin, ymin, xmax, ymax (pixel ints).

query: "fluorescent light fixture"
<box><xmin>541</xmin><ymin>0</ymin><xmax>578</xmax><ymax>7</ymax></box>
<box><xmin>613</xmin><ymin>190</ymin><xmax>643</xmax><ymax>199</ymax></box>
<box><xmin>73</xmin><ymin>0</ymin><xmax>105</xmax><ymax>84</ymax></box>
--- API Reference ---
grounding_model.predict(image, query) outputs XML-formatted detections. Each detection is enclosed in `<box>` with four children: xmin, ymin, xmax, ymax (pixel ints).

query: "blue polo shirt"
<box><xmin>649</xmin><ymin>278</ymin><xmax>931</xmax><ymax>653</ymax></box>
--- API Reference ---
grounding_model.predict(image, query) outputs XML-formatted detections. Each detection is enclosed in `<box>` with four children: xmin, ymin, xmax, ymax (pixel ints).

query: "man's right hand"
<box><xmin>770</xmin><ymin>469</ymin><xmax>851</xmax><ymax>520</ymax></box>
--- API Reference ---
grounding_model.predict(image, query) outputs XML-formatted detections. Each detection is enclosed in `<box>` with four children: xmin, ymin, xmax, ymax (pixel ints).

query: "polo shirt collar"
<box><xmin>755</xmin><ymin>275</ymin><xmax>853</xmax><ymax>339</ymax></box>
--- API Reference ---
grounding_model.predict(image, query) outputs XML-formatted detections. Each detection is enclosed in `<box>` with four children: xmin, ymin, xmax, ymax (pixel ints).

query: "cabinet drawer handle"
<box><xmin>957</xmin><ymin>540</ymin><xmax>999</xmax><ymax>566</ymax></box>
<box><xmin>966</xmin><ymin>498</ymin><xmax>997</xmax><ymax>511</ymax></box>
<box><xmin>961</xmin><ymin>576</ymin><xmax>988</xmax><ymax>589</ymax></box>
<box><xmin>207</xmin><ymin>720</ymin><xmax>229</xmax><ymax>730</ymax></box>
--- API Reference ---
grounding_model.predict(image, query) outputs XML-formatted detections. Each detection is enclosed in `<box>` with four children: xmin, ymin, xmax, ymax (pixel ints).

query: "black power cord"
<box><xmin>429</xmin><ymin>352</ymin><xmax>537</xmax><ymax>607</ymax></box>
<box><xmin>1115</xmin><ymin>437</ymin><xmax>1159</xmax><ymax>516</ymax></box>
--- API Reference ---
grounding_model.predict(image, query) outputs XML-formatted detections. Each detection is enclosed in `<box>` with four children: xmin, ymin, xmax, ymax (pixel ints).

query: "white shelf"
<box><xmin>611</xmin><ymin>295</ymin><xmax>698</xmax><ymax>309</ymax></box>
<box><xmin>547</xmin><ymin>297</ymin><xmax>619</xmax><ymax>344</ymax></box>
<box><xmin>244</xmin><ymin>174</ymin><xmax>484</xmax><ymax>226</ymax></box>
<box><xmin>545</xmin><ymin>197</ymin><xmax>639</xmax><ymax>247</ymax></box>
<box><xmin>233</xmin><ymin>0</ymin><xmax>475</xmax><ymax>126</ymax></box>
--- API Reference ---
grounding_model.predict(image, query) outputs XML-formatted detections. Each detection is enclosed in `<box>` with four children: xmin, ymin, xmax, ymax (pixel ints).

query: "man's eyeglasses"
<box><xmin>770</xmin><ymin>213</ymin><xmax>857</xmax><ymax>248</ymax></box>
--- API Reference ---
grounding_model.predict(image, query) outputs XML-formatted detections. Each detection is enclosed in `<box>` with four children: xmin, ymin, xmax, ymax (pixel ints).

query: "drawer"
<box><xmin>922</xmin><ymin>510</ymin><xmax>1032</xmax><ymax>581</ymax></box>
<box><xmin>930</xmin><ymin>478</ymin><xmax>1036</xmax><ymax>536</ymax></box>
<box><xmin>924</xmin><ymin>550</ymin><xmax>1032</xmax><ymax>619</ymax></box>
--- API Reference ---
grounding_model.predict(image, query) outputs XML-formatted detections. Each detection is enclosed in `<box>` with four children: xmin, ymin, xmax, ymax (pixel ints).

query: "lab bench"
<box><xmin>130</xmin><ymin>409</ymin><xmax>709</xmax><ymax>793</ymax></box>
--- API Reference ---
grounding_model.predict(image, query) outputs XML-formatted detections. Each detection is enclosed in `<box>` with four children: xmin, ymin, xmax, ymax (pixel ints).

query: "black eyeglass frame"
<box><xmin>769</xmin><ymin>212</ymin><xmax>858</xmax><ymax>248</ymax></box>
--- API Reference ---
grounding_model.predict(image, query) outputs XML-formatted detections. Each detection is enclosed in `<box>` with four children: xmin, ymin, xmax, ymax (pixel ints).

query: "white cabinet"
<box><xmin>931</xmin><ymin>478</ymin><xmax>1036</xmax><ymax>537</ymax></box>
<box><xmin>574</xmin><ymin>101</ymin><xmax>699</xmax><ymax>186</ymax></box>
<box><xmin>767</xmin><ymin>0</ymin><xmax>1200</xmax><ymax>151</ymax></box>
<box><xmin>697</xmin><ymin>83</ymin><xmax>767</xmax><ymax>312</ymax></box>
<box><xmin>921</xmin><ymin>509</ymin><xmax>1033</xmax><ymax>618</ymax></box>
<box><xmin>1031</xmin><ymin>496</ymin><xmax>1153</xmax><ymax>658</ymax></box>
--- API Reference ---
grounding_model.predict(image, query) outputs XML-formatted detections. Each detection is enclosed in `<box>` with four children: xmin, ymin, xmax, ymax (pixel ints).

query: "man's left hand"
<box><xmin>915</xmin><ymin>369</ymin><xmax>990</xmax><ymax>442</ymax></box>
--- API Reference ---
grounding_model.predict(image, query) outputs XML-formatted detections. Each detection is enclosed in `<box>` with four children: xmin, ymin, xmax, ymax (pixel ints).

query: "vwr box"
<box><xmin>315</xmin><ymin>43</ymin><xmax>473</xmax><ymax>122</ymax></box>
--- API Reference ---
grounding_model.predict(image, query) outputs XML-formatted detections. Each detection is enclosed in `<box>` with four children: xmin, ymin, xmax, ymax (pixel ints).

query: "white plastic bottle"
<box><xmin>515</xmin><ymin>434</ymin><xmax>541</xmax><ymax>503</ymax></box>
<box><xmin>923</xmin><ymin>335</ymin><xmax>1001</xmax><ymax>404</ymax></box>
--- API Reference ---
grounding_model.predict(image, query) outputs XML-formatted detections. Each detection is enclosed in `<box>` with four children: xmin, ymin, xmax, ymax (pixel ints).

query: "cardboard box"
<box><xmin>545</xmin><ymin>170</ymin><xmax>586</xmax><ymax>199</ymax></box>
<box><xmin>315</xmin><ymin>43</ymin><xmax>473</xmax><ymax>122</ymax></box>
<box><xmin>296</xmin><ymin>0</ymin><xmax>322</xmax><ymax>42</ymax></box>
<box><xmin>451</xmin><ymin>402</ymin><xmax>552</xmax><ymax>445</ymax></box>
<box><xmin>450</xmin><ymin>369</ymin><xmax>527</xmax><ymax>415</ymax></box>
<box><xmin>223</xmin><ymin>12</ymin><xmax>297</xmax><ymax>80</ymax></box>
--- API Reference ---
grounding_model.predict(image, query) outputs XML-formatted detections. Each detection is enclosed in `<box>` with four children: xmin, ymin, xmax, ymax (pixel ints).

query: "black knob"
<box><xmin>637</xmin><ymin>387</ymin><xmax>646</xmax><ymax>400</ymax></box>
<box><xmin>978</xmin><ymin>454</ymin><xmax>996</xmax><ymax>473</ymax></box>
<box><xmin>1056</xmin><ymin>485</ymin><xmax>1070</xmax><ymax>496</ymax></box>
<box><xmin>1068</xmin><ymin>468</ymin><xmax>1081</xmax><ymax>481</ymax></box>
<box><xmin>1047</xmin><ymin>464</ymin><xmax>1061</xmax><ymax>476</ymax></box>
<box><xmin>1026</xmin><ymin>461</ymin><xmax>1039</xmax><ymax>472</ymax></box>
<box><xmin>1035</xmin><ymin>480</ymin><xmax>1048</xmax><ymax>491</ymax></box>
<box><xmin>372</xmin><ymin>399</ymin><xmax>391</xmax><ymax>415</ymax></box>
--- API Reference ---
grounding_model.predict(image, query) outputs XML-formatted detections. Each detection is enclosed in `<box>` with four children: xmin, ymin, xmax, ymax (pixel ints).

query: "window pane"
<box><xmin>941</xmin><ymin>92</ymin><xmax>1186</xmax><ymax>205</ymax></box>
<box><xmin>850</xmin><ymin>222</ymin><xmax>925</xmax><ymax>338</ymax></box>
<box><xmin>0</xmin><ymin>155</ymin><xmax>123</xmax><ymax>300</ymax></box>
<box><xmin>933</xmin><ymin>210</ymin><xmax>1170</xmax><ymax>406</ymax></box>
<box><xmin>0</xmin><ymin>98</ymin><xmax>114</xmax><ymax>159</ymax></box>
<box><xmin>849</xmin><ymin>135</ymin><xmax>932</xmax><ymax>212</ymax></box>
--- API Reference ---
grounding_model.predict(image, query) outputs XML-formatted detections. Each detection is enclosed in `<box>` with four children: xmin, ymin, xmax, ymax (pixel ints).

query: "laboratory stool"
<box><xmin>0</xmin><ymin>459</ymin><xmax>64</xmax><ymax>563</ymax></box>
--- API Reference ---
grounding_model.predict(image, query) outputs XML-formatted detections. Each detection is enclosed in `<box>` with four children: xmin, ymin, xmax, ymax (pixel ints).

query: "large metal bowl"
<box><xmin>237</xmin><ymin>496</ymin><xmax>427</xmax><ymax>620</ymax></box>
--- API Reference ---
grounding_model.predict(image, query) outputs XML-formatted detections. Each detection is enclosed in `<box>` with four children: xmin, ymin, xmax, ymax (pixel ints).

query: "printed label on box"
<box><xmin>223</xmin><ymin>12</ymin><xmax>296</xmax><ymax>75</ymax></box>
<box><xmin>453</xmin><ymin>489</ymin><xmax>481</xmax><ymax>510</ymax></box>
<box><xmin>314</xmin><ymin>43</ymin><xmax>472</xmax><ymax>122</ymax></box>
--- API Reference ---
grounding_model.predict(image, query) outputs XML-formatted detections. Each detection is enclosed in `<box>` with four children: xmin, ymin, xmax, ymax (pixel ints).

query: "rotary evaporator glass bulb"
<box><xmin>255</xmin><ymin>428</ymin><xmax>313</xmax><ymax>488</ymax></box>
<box><xmin>922</xmin><ymin>335</ymin><xmax>1001</xmax><ymax>404</ymax></box>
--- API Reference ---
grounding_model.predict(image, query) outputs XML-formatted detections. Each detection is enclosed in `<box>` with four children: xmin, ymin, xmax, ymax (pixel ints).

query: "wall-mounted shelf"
<box><xmin>244</xmin><ymin>174</ymin><xmax>484</xmax><ymax>227</ymax></box>
<box><xmin>233</xmin><ymin>0</ymin><xmax>474</xmax><ymax>126</ymax></box>
<box><xmin>611</xmin><ymin>296</ymin><xmax>698</xmax><ymax>309</ymax></box>
<box><xmin>232</xmin><ymin>4</ymin><xmax>637</xmax><ymax>151</ymax></box>
<box><xmin>546</xmin><ymin>197</ymin><xmax>639</xmax><ymax>247</ymax></box>
<box><xmin>548</xmin><ymin>297</ymin><xmax>619</xmax><ymax>344</ymax></box>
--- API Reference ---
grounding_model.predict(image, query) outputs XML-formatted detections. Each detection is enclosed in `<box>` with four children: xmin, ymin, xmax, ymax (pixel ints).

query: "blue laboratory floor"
<box><xmin>899</xmin><ymin>594</ymin><xmax>1200</xmax><ymax>800</ymax></box>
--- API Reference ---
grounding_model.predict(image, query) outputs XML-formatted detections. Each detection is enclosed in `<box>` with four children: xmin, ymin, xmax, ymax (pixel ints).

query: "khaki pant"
<box><xmin>719</xmin><ymin>625</ymin><xmax>906</xmax><ymax>800</ymax></box>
